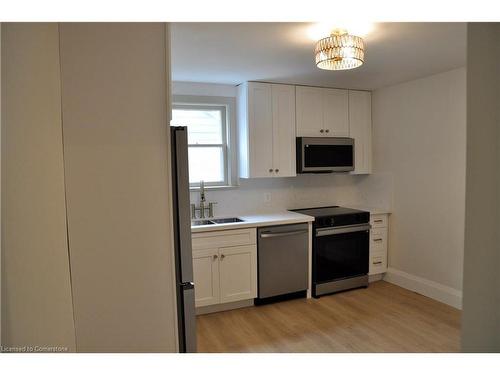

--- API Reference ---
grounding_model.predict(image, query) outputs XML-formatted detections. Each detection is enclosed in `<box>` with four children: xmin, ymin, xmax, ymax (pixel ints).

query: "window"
<box><xmin>171</xmin><ymin>96</ymin><xmax>235</xmax><ymax>188</ymax></box>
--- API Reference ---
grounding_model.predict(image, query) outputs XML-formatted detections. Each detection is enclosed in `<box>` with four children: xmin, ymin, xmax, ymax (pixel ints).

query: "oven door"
<box><xmin>313</xmin><ymin>224</ymin><xmax>370</xmax><ymax>285</ymax></box>
<box><xmin>297</xmin><ymin>137</ymin><xmax>354</xmax><ymax>173</ymax></box>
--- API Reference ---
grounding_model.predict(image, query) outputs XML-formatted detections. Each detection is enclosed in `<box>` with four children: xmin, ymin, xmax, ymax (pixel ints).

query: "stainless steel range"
<box><xmin>292</xmin><ymin>206</ymin><xmax>370</xmax><ymax>298</ymax></box>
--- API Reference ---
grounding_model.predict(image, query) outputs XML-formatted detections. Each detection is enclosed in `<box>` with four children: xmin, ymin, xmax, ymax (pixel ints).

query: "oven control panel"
<box><xmin>315</xmin><ymin>212</ymin><xmax>370</xmax><ymax>229</ymax></box>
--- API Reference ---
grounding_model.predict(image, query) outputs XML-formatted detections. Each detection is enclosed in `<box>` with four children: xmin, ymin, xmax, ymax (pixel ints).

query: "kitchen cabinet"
<box><xmin>369</xmin><ymin>214</ymin><xmax>389</xmax><ymax>275</ymax></box>
<box><xmin>296</xmin><ymin>86</ymin><xmax>349</xmax><ymax>137</ymax></box>
<box><xmin>237</xmin><ymin>82</ymin><xmax>296</xmax><ymax>178</ymax></box>
<box><xmin>349</xmin><ymin>90</ymin><xmax>372</xmax><ymax>174</ymax></box>
<box><xmin>192</xmin><ymin>248</ymin><xmax>220</xmax><ymax>307</ymax></box>
<box><xmin>191</xmin><ymin>228</ymin><xmax>257</xmax><ymax>308</ymax></box>
<box><xmin>219</xmin><ymin>245</ymin><xmax>257</xmax><ymax>303</ymax></box>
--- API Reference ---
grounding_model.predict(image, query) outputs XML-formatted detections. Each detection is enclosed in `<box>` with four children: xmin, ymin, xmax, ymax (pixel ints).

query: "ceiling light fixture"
<box><xmin>315</xmin><ymin>28</ymin><xmax>365</xmax><ymax>71</ymax></box>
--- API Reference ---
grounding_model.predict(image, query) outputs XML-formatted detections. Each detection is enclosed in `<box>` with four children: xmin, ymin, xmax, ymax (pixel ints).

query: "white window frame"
<box><xmin>172</xmin><ymin>95</ymin><xmax>238</xmax><ymax>190</ymax></box>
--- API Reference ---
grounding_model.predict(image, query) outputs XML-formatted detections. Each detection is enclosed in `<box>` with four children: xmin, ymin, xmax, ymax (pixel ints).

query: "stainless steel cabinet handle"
<box><xmin>220</xmin><ymin>254</ymin><xmax>225</xmax><ymax>260</ymax></box>
<box><xmin>260</xmin><ymin>229</ymin><xmax>308</xmax><ymax>238</ymax></box>
<box><xmin>213</xmin><ymin>254</ymin><xmax>218</xmax><ymax>260</ymax></box>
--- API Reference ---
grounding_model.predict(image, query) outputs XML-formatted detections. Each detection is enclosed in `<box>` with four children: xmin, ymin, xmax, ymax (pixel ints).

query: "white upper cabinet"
<box><xmin>296</xmin><ymin>86</ymin><xmax>349</xmax><ymax>137</ymax></box>
<box><xmin>238</xmin><ymin>82</ymin><xmax>296</xmax><ymax>178</ymax></box>
<box><xmin>349</xmin><ymin>90</ymin><xmax>372</xmax><ymax>174</ymax></box>
<box><xmin>323</xmin><ymin>88</ymin><xmax>349</xmax><ymax>136</ymax></box>
<box><xmin>295</xmin><ymin>86</ymin><xmax>323</xmax><ymax>136</ymax></box>
<box><xmin>271</xmin><ymin>84</ymin><xmax>296</xmax><ymax>177</ymax></box>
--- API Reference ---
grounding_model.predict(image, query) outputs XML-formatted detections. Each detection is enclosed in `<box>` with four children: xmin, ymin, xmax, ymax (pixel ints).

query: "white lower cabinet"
<box><xmin>369</xmin><ymin>214</ymin><xmax>389</xmax><ymax>275</ymax></box>
<box><xmin>192</xmin><ymin>228</ymin><xmax>257</xmax><ymax>308</ymax></box>
<box><xmin>219</xmin><ymin>245</ymin><xmax>257</xmax><ymax>303</ymax></box>
<box><xmin>192</xmin><ymin>248</ymin><xmax>220</xmax><ymax>307</ymax></box>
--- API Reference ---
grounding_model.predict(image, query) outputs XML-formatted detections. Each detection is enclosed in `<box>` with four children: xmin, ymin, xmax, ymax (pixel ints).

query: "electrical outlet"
<box><xmin>264</xmin><ymin>192</ymin><xmax>272</xmax><ymax>203</ymax></box>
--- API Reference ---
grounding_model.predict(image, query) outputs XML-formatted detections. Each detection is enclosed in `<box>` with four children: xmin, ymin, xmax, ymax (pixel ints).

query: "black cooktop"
<box><xmin>291</xmin><ymin>206</ymin><xmax>370</xmax><ymax>228</ymax></box>
<box><xmin>291</xmin><ymin>205</ymin><xmax>368</xmax><ymax>218</ymax></box>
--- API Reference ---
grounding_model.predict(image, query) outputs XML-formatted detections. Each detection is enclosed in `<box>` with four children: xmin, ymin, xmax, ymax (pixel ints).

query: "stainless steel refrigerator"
<box><xmin>170</xmin><ymin>126</ymin><xmax>197</xmax><ymax>353</ymax></box>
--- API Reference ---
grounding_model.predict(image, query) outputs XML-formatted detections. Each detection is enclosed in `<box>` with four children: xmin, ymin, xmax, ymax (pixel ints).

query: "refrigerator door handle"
<box><xmin>180</xmin><ymin>281</ymin><xmax>195</xmax><ymax>290</ymax></box>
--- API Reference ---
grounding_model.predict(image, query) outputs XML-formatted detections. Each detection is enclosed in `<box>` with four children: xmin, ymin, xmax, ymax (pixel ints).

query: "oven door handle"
<box><xmin>316</xmin><ymin>224</ymin><xmax>371</xmax><ymax>237</ymax></box>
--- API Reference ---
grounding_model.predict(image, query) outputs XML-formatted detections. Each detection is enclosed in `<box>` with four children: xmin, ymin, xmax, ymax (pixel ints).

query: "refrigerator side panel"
<box><xmin>174</xmin><ymin>128</ymin><xmax>194</xmax><ymax>283</ymax></box>
<box><xmin>170</xmin><ymin>126</ymin><xmax>196</xmax><ymax>353</ymax></box>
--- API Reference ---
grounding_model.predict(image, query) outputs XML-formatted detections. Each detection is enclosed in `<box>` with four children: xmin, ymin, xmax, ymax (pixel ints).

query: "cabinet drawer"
<box><xmin>192</xmin><ymin>228</ymin><xmax>257</xmax><ymax>250</ymax></box>
<box><xmin>370</xmin><ymin>229</ymin><xmax>387</xmax><ymax>253</ymax></box>
<box><xmin>369</xmin><ymin>253</ymin><xmax>387</xmax><ymax>275</ymax></box>
<box><xmin>370</xmin><ymin>214</ymin><xmax>388</xmax><ymax>228</ymax></box>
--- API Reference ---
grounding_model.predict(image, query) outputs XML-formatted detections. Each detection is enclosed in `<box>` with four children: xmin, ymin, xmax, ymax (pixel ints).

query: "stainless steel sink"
<box><xmin>191</xmin><ymin>220</ymin><xmax>216</xmax><ymax>226</ymax></box>
<box><xmin>191</xmin><ymin>217</ymin><xmax>244</xmax><ymax>226</ymax></box>
<box><xmin>210</xmin><ymin>217</ymin><xmax>244</xmax><ymax>224</ymax></box>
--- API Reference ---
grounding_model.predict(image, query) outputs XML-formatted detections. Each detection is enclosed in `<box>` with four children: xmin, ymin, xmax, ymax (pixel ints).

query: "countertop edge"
<box><xmin>190</xmin><ymin>212</ymin><xmax>315</xmax><ymax>233</ymax></box>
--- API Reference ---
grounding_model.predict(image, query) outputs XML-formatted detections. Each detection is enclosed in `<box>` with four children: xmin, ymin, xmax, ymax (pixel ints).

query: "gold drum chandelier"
<box><xmin>315</xmin><ymin>29</ymin><xmax>365</xmax><ymax>70</ymax></box>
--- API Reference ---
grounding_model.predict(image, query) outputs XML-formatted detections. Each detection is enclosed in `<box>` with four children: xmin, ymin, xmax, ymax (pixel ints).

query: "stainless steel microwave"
<box><xmin>296</xmin><ymin>137</ymin><xmax>355</xmax><ymax>173</ymax></box>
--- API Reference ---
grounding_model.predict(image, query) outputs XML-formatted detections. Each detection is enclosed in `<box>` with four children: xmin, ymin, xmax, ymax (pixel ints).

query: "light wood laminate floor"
<box><xmin>196</xmin><ymin>281</ymin><xmax>461</xmax><ymax>352</ymax></box>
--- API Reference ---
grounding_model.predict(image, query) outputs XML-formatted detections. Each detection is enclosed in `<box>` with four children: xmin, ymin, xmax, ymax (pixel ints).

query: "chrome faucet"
<box><xmin>199</xmin><ymin>180</ymin><xmax>206</xmax><ymax>218</ymax></box>
<box><xmin>191</xmin><ymin>180</ymin><xmax>217</xmax><ymax>219</ymax></box>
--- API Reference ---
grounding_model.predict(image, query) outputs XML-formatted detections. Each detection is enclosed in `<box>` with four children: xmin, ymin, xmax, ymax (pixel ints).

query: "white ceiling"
<box><xmin>171</xmin><ymin>22</ymin><xmax>466</xmax><ymax>90</ymax></box>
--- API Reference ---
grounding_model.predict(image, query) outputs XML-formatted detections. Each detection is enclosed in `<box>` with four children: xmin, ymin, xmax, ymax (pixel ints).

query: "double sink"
<box><xmin>191</xmin><ymin>217</ymin><xmax>244</xmax><ymax>226</ymax></box>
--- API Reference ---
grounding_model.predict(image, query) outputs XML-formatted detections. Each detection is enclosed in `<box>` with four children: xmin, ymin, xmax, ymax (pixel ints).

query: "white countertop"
<box><xmin>343</xmin><ymin>205</ymin><xmax>392</xmax><ymax>215</ymax></box>
<box><xmin>190</xmin><ymin>211</ymin><xmax>315</xmax><ymax>233</ymax></box>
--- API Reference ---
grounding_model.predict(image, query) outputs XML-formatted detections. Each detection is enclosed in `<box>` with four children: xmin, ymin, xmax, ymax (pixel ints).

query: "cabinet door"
<box><xmin>272</xmin><ymin>84</ymin><xmax>296</xmax><ymax>177</ymax></box>
<box><xmin>192</xmin><ymin>248</ymin><xmax>220</xmax><ymax>307</ymax></box>
<box><xmin>349</xmin><ymin>90</ymin><xmax>372</xmax><ymax>174</ymax></box>
<box><xmin>248</xmin><ymin>82</ymin><xmax>274</xmax><ymax>177</ymax></box>
<box><xmin>296</xmin><ymin>86</ymin><xmax>324</xmax><ymax>136</ymax></box>
<box><xmin>219</xmin><ymin>245</ymin><xmax>257</xmax><ymax>304</ymax></box>
<box><xmin>323</xmin><ymin>88</ymin><xmax>349</xmax><ymax>136</ymax></box>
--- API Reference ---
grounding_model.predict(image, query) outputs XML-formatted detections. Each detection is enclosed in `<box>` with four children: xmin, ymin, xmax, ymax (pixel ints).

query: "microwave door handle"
<box><xmin>316</xmin><ymin>224</ymin><xmax>371</xmax><ymax>237</ymax></box>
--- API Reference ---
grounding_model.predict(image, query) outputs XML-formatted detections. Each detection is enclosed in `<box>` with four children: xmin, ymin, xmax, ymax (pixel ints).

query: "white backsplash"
<box><xmin>190</xmin><ymin>173</ymin><xmax>393</xmax><ymax>218</ymax></box>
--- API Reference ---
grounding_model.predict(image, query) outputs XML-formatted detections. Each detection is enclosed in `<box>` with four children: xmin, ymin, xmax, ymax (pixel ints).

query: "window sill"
<box><xmin>189</xmin><ymin>184</ymin><xmax>239</xmax><ymax>192</ymax></box>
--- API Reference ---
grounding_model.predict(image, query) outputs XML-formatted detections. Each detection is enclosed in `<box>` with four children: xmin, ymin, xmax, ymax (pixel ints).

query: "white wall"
<box><xmin>60</xmin><ymin>23</ymin><xmax>178</xmax><ymax>352</ymax></box>
<box><xmin>192</xmin><ymin>174</ymin><xmax>392</xmax><ymax>217</ymax></box>
<box><xmin>372</xmin><ymin>68</ymin><xmax>466</xmax><ymax>307</ymax></box>
<box><xmin>461</xmin><ymin>23</ymin><xmax>500</xmax><ymax>352</ymax></box>
<box><xmin>173</xmin><ymin>81</ymin><xmax>393</xmax><ymax>216</ymax></box>
<box><xmin>1</xmin><ymin>23</ymin><xmax>76</xmax><ymax>350</ymax></box>
<box><xmin>0</xmin><ymin>21</ymin><xmax>3</xmax><ymax>348</ymax></box>
<box><xmin>173</xmin><ymin>81</ymin><xmax>237</xmax><ymax>97</ymax></box>
<box><xmin>1</xmin><ymin>21</ymin><xmax>2</xmax><ymax>347</ymax></box>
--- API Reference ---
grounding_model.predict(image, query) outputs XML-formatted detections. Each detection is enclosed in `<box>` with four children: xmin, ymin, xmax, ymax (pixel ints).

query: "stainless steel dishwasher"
<box><xmin>256</xmin><ymin>223</ymin><xmax>309</xmax><ymax>303</ymax></box>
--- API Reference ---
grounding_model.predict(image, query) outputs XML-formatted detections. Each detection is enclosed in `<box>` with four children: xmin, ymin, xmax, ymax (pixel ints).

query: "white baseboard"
<box><xmin>369</xmin><ymin>274</ymin><xmax>384</xmax><ymax>283</ymax></box>
<box><xmin>383</xmin><ymin>267</ymin><xmax>462</xmax><ymax>309</ymax></box>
